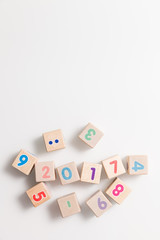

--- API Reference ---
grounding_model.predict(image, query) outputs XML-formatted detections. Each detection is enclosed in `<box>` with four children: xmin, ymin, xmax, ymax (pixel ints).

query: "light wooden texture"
<box><xmin>78</xmin><ymin>123</ymin><xmax>104</xmax><ymax>148</ymax></box>
<box><xmin>127</xmin><ymin>155</ymin><xmax>148</xmax><ymax>175</ymax></box>
<box><xmin>57</xmin><ymin>192</ymin><xmax>81</xmax><ymax>218</ymax></box>
<box><xmin>57</xmin><ymin>162</ymin><xmax>80</xmax><ymax>185</ymax></box>
<box><xmin>12</xmin><ymin>149</ymin><xmax>38</xmax><ymax>175</ymax></box>
<box><xmin>102</xmin><ymin>155</ymin><xmax>126</xmax><ymax>179</ymax></box>
<box><xmin>26</xmin><ymin>182</ymin><xmax>51</xmax><ymax>207</ymax></box>
<box><xmin>35</xmin><ymin>161</ymin><xmax>56</xmax><ymax>182</ymax></box>
<box><xmin>86</xmin><ymin>190</ymin><xmax>112</xmax><ymax>217</ymax></box>
<box><xmin>81</xmin><ymin>162</ymin><xmax>102</xmax><ymax>184</ymax></box>
<box><xmin>43</xmin><ymin>129</ymin><xmax>65</xmax><ymax>152</ymax></box>
<box><xmin>105</xmin><ymin>178</ymin><xmax>131</xmax><ymax>204</ymax></box>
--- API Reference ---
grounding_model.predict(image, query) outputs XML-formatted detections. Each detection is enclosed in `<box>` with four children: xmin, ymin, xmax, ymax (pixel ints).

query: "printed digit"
<box><xmin>112</xmin><ymin>184</ymin><xmax>124</xmax><ymax>196</ymax></box>
<box><xmin>91</xmin><ymin>167</ymin><xmax>96</xmax><ymax>180</ymax></box>
<box><xmin>109</xmin><ymin>160</ymin><xmax>117</xmax><ymax>173</ymax></box>
<box><xmin>33</xmin><ymin>191</ymin><xmax>46</xmax><ymax>202</ymax></box>
<box><xmin>132</xmin><ymin>161</ymin><xmax>144</xmax><ymax>172</ymax></box>
<box><xmin>61</xmin><ymin>167</ymin><xmax>72</xmax><ymax>180</ymax></box>
<box><xmin>17</xmin><ymin>154</ymin><xmax>28</xmax><ymax>166</ymax></box>
<box><xmin>67</xmin><ymin>201</ymin><xmax>71</xmax><ymax>208</ymax></box>
<box><xmin>85</xmin><ymin>129</ymin><xmax>96</xmax><ymax>140</ymax></box>
<box><xmin>98</xmin><ymin>197</ymin><xmax>107</xmax><ymax>210</ymax></box>
<box><xmin>42</xmin><ymin>166</ymin><xmax>50</xmax><ymax>178</ymax></box>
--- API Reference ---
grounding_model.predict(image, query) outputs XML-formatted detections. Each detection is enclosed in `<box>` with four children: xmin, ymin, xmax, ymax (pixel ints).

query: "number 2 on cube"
<box><xmin>132</xmin><ymin>161</ymin><xmax>144</xmax><ymax>172</ymax></box>
<box><xmin>42</xmin><ymin>166</ymin><xmax>50</xmax><ymax>178</ymax></box>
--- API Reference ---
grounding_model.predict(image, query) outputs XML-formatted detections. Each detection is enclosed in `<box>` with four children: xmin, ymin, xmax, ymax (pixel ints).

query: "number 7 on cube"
<box><xmin>102</xmin><ymin>155</ymin><xmax>126</xmax><ymax>179</ymax></box>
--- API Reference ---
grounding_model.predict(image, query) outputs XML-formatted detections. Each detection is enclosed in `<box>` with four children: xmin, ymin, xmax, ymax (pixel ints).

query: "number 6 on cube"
<box><xmin>86</xmin><ymin>190</ymin><xmax>112</xmax><ymax>217</ymax></box>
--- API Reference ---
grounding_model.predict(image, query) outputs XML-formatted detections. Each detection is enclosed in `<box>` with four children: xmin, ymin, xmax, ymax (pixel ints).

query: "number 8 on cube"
<box><xmin>105</xmin><ymin>178</ymin><xmax>131</xmax><ymax>204</ymax></box>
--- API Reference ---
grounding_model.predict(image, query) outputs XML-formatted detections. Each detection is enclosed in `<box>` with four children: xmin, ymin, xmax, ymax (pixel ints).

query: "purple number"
<box><xmin>98</xmin><ymin>197</ymin><xmax>107</xmax><ymax>210</ymax></box>
<box><xmin>91</xmin><ymin>167</ymin><xmax>96</xmax><ymax>180</ymax></box>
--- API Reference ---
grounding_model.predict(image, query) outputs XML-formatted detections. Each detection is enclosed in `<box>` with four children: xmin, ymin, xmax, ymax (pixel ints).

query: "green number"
<box><xmin>85</xmin><ymin>129</ymin><xmax>96</xmax><ymax>140</ymax></box>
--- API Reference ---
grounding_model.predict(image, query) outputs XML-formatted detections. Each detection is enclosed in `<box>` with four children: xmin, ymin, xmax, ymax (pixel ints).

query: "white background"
<box><xmin>0</xmin><ymin>0</ymin><xmax>160</xmax><ymax>240</ymax></box>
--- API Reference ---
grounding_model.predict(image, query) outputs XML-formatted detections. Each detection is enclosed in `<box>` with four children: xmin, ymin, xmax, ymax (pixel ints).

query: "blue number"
<box><xmin>17</xmin><ymin>154</ymin><xmax>28</xmax><ymax>166</ymax></box>
<box><xmin>132</xmin><ymin>161</ymin><xmax>144</xmax><ymax>172</ymax></box>
<box><xmin>61</xmin><ymin>167</ymin><xmax>72</xmax><ymax>180</ymax></box>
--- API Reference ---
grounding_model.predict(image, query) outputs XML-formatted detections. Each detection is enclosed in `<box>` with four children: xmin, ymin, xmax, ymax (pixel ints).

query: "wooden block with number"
<box><xmin>35</xmin><ymin>161</ymin><xmax>56</xmax><ymax>182</ymax></box>
<box><xmin>86</xmin><ymin>190</ymin><xmax>112</xmax><ymax>217</ymax></box>
<box><xmin>57</xmin><ymin>192</ymin><xmax>81</xmax><ymax>218</ymax></box>
<box><xmin>26</xmin><ymin>182</ymin><xmax>51</xmax><ymax>207</ymax></box>
<box><xmin>105</xmin><ymin>178</ymin><xmax>131</xmax><ymax>204</ymax></box>
<box><xmin>127</xmin><ymin>155</ymin><xmax>148</xmax><ymax>175</ymax></box>
<box><xmin>102</xmin><ymin>155</ymin><xmax>126</xmax><ymax>179</ymax></box>
<box><xmin>57</xmin><ymin>162</ymin><xmax>80</xmax><ymax>185</ymax></box>
<box><xmin>79</xmin><ymin>123</ymin><xmax>104</xmax><ymax>148</ymax></box>
<box><xmin>81</xmin><ymin>162</ymin><xmax>102</xmax><ymax>184</ymax></box>
<box><xmin>12</xmin><ymin>149</ymin><xmax>38</xmax><ymax>175</ymax></box>
<box><xmin>43</xmin><ymin>129</ymin><xmax>65</xmax><ymax>152</ymax></box>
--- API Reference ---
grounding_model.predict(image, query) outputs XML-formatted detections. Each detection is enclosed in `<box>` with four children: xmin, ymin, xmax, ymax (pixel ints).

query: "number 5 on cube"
<box><xmin>86</xmin><ymin>190</ymin><xmax>112</xmax><ymax>217</ymax></box>
<box><xmin>26</xmin><ymin>182</ymin><xmax>51</xmax><ymax>207</ymax></box>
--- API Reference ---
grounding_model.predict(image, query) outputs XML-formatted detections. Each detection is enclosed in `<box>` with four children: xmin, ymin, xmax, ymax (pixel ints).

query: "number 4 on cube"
<box><xmin>127</xmin><ymin>155</ymin><xmax>148</xmax><ymax>175</ymax></box>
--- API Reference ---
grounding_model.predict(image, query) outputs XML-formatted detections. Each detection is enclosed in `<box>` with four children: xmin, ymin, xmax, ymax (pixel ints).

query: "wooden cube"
<box><xmin>86</xmin><ymin>190</ymin><xmax>112</xmax><ymax>217</ymax></box>
<box><xmin>102</xmin><ymin>155</ymin><xmax>126</xmax><ymax>179</ymax></box>
<box><xmin>57</xmin><ymin>162</ymin><xmax>80</xmax><ymax>185</ymax></box>
<box><xmin>35</xmin><ymin>161</ymin><xmax>56</xmax><ymax>182</ymax></box>
<box><xmin>12</xmin><ymin>149</ymin><xmax>38</xmax><ymax>175</ymax></box>
<box><xmin>81</xmin><ymin>162</ymin><xmax>102</xmax><ymax>184</ymax></box>
<box><xmin>43</xmin><ymin>129</ymin><xmax>65</xmax><ymax>152</ymax></box>
<box><xmin>79</xmin><ymin>123</ymin><xmax>104</xmax><ymax>148</ymax></box>
<box><xmin>105</xmin><ymin>178</ymin><xmax>131</xmax><ymax>204</ymax></box>
<box><xmin>26</xmin><ymin>182</ymin><xmax>51</xmax><ymax>207</ymax></box>
<box><xmin>57</xmin><ymin>192</ymin><xmax>81</xmax><ymax>218</ymax></box>
<box><xmin>127</xmin><ymin>155</ymin><xmax>148</xmax><ymax>175</ymax></box>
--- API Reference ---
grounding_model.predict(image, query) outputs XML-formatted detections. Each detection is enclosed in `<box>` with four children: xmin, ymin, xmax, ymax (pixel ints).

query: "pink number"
<box><xmin>33</xmin><ymin>191</ymin><xmax>46</xmax><ymax>202</ymax></box>
<box><xmin>110</xmin><ymin>160</ymin><xmax>117</xmax><ymax>173</ymax></box>
<box><xmin>91</xmin><ymin>167</ymin><xmax>96</xmax><ymax>180</ymax></box>
<box><xmin>112</xmin><ymin>184</ymin><xmax>124</xmax><ymax>196</ymax></box>
<box><xmin>42</xmin><ymin>166</ymin><xmax>50</xmax><ymax>178</ymax></box>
